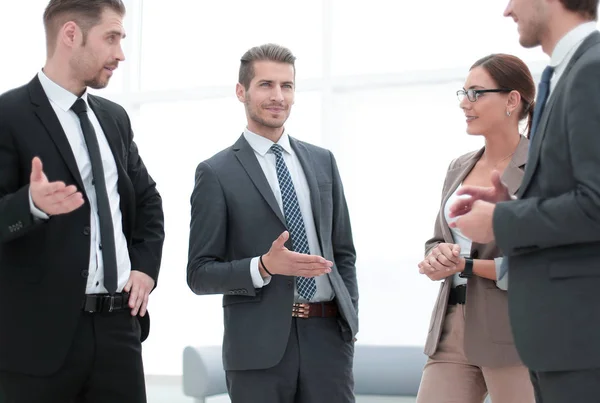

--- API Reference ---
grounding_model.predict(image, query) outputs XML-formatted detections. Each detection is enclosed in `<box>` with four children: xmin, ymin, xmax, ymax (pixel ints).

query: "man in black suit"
<box><xmin>449</xmin><ymin>1</ymin><xmax>600</xmax><ymax>402</ymax></box>
<box><xmin>0</xmin><ymin>0</ymin><xmax>164</xmax><ymax>401</ymax></box>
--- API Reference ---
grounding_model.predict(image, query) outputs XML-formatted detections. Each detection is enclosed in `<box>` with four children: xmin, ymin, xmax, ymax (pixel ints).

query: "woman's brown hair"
<box><xmin>471</xmin><ymin>54</ymin><xmax>536</xmax><ymax>138</ymax></box>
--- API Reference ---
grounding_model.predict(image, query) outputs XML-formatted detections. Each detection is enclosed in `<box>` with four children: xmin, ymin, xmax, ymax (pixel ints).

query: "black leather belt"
<box><xmin>448</xmin><ymin>285</ymin><xmax>466</xmax><ymax>305</ymax></box>
<box><xmin>82</xmin><ymin>292</ymin><xmax>130</xmax><ymax>313</ymax></box>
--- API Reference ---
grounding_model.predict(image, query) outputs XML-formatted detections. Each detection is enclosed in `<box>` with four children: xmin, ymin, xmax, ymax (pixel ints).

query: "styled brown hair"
<box><xmin>238</xmin><ymin>44</ymin><xmax>296</xmax><ymax>90</ymax></box>
<box><xmin>559</xmin><ymin>0</ymin><xmax>598</xmax><ymax>20</ymax></box>
<box><xmin>43</xmin><ymin>0</ymin><xmax>126</xmax><ymax>56</ymax></box>
<box><xmin>471</xmin><ymin>54</ymin><xmax>536</xmax><ymax>138</ymax></box>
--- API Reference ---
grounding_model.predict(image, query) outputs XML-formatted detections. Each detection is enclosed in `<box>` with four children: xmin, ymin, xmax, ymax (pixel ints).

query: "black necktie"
<box><xmin>529</xmin><ymin>65</ymin><xmax>555</xmax><ymax>143</ymax></box>
<box><xmin>71</xmin><ymin>98</ymin><xmax>118</xmax><ymax>295</ymax></box>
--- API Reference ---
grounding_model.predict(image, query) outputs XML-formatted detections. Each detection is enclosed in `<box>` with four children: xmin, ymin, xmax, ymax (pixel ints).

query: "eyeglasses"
<box><xmin>457</xmin><ymin>88</ymin><xmax>513</xmax><ymax>103</ymax></box>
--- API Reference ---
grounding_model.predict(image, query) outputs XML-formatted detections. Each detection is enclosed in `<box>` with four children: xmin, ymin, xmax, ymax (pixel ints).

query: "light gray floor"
<box><xmin>146</xmin><ymin>376</ymin><xmax>416</xmax><ymax>403</ymax></box>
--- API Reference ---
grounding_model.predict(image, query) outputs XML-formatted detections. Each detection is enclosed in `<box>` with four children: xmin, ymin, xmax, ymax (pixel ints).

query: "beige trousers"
<box><xmin>416</xmin><ymin>305</ymin><xmax>535</xmax><ymax>403</ymax></box>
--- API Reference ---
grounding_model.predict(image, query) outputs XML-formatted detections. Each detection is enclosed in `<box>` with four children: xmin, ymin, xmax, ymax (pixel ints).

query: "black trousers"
<box><xmin>530</xmin><ymin>368</ymin><xmax>600</xmax><ymax>403</ymax></box>
<box><xmin>226</xmin><ymin>316</ymin><xmax>355</xmax><ymax>403</ymax></box>
<box><xmin>0</xmin><ymin>310</ymin><xmax>145</xmax><ymax>403</ymax></box>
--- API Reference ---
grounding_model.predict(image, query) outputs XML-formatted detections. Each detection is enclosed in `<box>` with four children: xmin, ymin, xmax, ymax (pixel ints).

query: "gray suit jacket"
<box><xmin>494</xmin><ymin>32</ymin><xmax>600</xmax><ymax>372</ymax></box>
<box><xmin>424</xmin><ymin>137</ymin><xmax>528</xmax><ymax>368</ymax></box>
<box><xmin>187</xmin><ymin>134</ymin><xmax>358</xmax><ymax>371</ymax></box>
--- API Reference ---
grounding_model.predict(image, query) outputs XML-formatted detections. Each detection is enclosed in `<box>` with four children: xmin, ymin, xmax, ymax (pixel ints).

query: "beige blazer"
<box><xmin>423</xmin><ymin>136</ymin><xmax>529</xmax><ymax>368</ymax></box>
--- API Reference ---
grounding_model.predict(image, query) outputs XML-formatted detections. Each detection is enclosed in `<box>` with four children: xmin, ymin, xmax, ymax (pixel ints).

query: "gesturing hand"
<box><xmin>449</xmin><ymin>170</ymin><xmax>510</xmax><ymax>218</ymax></box>
<box><xmin>260</xmin><ymin>231</ymin><xmax>333</xmax><ymax>277</ymax></box>
<box><xmin>30</xmin><ymin>157</ymin><xmax>84</xmax><ymax>215</ymax></box>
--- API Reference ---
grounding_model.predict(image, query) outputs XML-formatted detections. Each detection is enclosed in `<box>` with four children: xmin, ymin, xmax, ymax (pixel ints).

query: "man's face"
<box><xmin>504</xmin><ymin>0</ymin><xmax>548</xmax><ymax>48</ymax></box>
<box><xmin>70</xmin><ymin>8</ymin><xmax>126</xmax><ymax>89</ymax></box>
<box><xmin>237</xmin><ymin>60</ymin><xmax>295</xmax><ymax>132</ymax></box>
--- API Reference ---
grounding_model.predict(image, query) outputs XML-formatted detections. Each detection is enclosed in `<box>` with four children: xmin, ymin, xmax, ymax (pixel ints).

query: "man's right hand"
<box><xmin>449</xmin><ymin>170</ymin><xmax>510</xmax><ymax>218</ymax></box>
<box><xmin>260</xmin><ymin>231</ymin><xmax>333</xmax><ymax>277</ymax></box>
<box><xmin>30</xmin><ymin>157</ymin><xmax>84</xmax><ymax>216</ymax></box>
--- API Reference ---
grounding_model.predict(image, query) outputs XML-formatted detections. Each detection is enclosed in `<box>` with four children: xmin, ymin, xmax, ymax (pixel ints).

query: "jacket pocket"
<box><xmin>222</xmin><ymin>293</ymin><xmax>262</xmax><ymax>307</ymax></box>
<box><xmin>549</xmin><ymin>258</ymin><xmax>600</xmax><ymax>279</ymax></box>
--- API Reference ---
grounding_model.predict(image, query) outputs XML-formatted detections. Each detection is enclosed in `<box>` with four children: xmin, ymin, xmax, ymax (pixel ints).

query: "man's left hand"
<box><xmin>124</xmin><ymin>270</ymin><xmax>155</xmax><ymax>317</ymax></box>
<box><xmin>450</xmin><ymin>200</ymin><xmax>496</xmax><ymax>244</ymax></box>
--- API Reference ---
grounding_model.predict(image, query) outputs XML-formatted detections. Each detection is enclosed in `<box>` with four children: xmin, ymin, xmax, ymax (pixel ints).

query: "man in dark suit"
<box><xmin>187</xmin><ymin>43</ymin><xmax>358</xmax><ymax>403</ymax></box>
<box><xmin>0</xmin><ymin>1</ymin><xmax>164</xmax><ymax>401</ymax></box>
<box><xmin>448</xmin><ymin>0</ymin><xmax>600</xmax><ymax>401</ymax></box>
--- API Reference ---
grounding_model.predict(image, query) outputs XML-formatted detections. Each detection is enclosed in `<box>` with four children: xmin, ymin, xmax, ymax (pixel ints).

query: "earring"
<box><xmin>506</xmin><ymin>110</ymin><xmax>511</xmax><ymax>117</ymax></box>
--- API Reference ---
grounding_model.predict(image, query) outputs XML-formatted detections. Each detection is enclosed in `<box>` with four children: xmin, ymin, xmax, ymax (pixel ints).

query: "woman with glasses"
<box><xmin>416</xmin><ymin>54</ymin><xmax>536</xmax><ymax>403</ymax></box>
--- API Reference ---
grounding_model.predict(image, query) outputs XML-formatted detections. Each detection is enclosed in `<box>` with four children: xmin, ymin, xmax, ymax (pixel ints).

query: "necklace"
<box><xmin>487</xmin><ymin>151</ymin><xmax>515</xmax><ymax>169</ymax></box>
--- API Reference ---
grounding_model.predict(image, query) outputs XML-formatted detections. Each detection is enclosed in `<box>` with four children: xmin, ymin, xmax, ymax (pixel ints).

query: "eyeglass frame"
<box><xmin>457</xmin><ymin>88</ymin><xmax>513</xmax><ymax>103</ymax></box>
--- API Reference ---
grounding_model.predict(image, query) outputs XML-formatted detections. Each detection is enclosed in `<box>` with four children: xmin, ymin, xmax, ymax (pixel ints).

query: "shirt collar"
<box><xmin>243</xmin><ymin>128</ymin><xmax>293</xmax><ymax>157</ymax></box>
<box><xmin>550</xmin><ymin>22</ymin><xmax>597</xmax><ymax>68</ymax></box>
<box><xmin>37</xmin><ymin>70</ymin><xmax>89</xmax><ymax>112</ymax></box>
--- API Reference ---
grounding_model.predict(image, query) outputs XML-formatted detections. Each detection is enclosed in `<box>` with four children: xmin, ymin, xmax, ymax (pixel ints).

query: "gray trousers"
<box><xmin>226</xmin><ymin>316</ymin><xmax>354</xmax><ymax>403</ymax></box>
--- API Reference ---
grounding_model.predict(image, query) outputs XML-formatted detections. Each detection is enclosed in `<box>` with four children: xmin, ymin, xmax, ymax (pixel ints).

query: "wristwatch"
<box><xmin>459</xmin><ymin>258</ymin><xmax>474</xmax><ymax>278</ymax></box>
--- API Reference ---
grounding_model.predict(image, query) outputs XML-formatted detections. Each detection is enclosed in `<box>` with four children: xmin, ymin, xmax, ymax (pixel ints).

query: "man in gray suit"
<box><xmin>448</xmin><ymin>0</ymin><xmax>600</xmax><ymax>402</ymax></box>
<box><xmin>187</xmin><ymin>43</ymin><xmax>358</xmax><ymax>403</ymax></box>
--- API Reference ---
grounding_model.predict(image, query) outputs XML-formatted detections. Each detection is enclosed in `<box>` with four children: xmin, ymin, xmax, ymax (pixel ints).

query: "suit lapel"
<box><xmin>290</xmin><ymin>137</ymin><xmax>323</xmax><ymax>250</ymax></box>
<box><xmin>87</xmin><ymin>95</ymin><xmax>135</xmax><ymax>231</ymax></box>
<box><xmin>29</xmin><ymin>76</ymin><xmax>84</xmax><ymax>191</ymax></box>
<box><xmin>233</xmin><ymin>135</ymin><xmax>287</xmax><ymax>227</ymax></box>
<box><xmin>87</xmin><ymin>95</ymin><xmax>125</xmax><ymax>169</ymax></box>
<box><xmin>438</xmin><ymin>149</ymin><xmax>483</xmax><ymax>244</ymax></box>
<box><xmin>519</xmin><ymin>32</ymin><xmax>600</xmax><ymax>196</ymax></box>
<box><xmin>501</xmin><ymin>136</ymin><xmax>529</xmax><ymax>195</ymax></box>
<box><xmin>518</xmin><ymin>87</ymin><xmax>559</xmax><ymax>195</ymax></box>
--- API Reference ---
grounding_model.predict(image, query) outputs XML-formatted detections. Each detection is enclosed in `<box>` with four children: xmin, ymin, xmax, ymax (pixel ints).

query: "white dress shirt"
<box><xmin>549</xmin><ymin>22</ymin><xmax>598</xmax><ymax>94</ymax></box>
<box><xmin>244</xmin><ymin>129</ymin><xmax>335</xmax><ymax>303</ymax></box>
<box><xmin>444</xmin><ymin>186</ymin><xmax>471</xmax><ymax>287</ymax></box>
<box><xmin>445</xmin><ymin>185</ymin><xmax>507</xmax><ymax>290</ymax></box>
<box><xmin>30</xmin><ymin>70</ymin><xmax>131</xmax><ymax>294</ymax></box>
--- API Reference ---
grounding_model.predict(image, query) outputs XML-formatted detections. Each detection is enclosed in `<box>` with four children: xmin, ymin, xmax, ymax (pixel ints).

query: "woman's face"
<box><xmin>459</xmin><ymin>66</ymin><xmax>510</xmax><ymax>136</ymax></box>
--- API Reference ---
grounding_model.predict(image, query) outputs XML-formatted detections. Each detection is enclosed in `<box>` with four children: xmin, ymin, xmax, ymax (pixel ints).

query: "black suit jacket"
<box><xmin>494</xmin><ymin>32</ymin><xmax>600</xmax><ymax>371</ymax></box>
<box><xmin>0</xmin><ymin>76</ymin><xmax>164</xmax><ymax>376</ymax></box>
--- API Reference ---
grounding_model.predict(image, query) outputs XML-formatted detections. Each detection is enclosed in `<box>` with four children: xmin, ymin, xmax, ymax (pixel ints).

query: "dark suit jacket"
<box><xmin>0</xmin><ymin>76</ymin><xmax>164</xmax><ymax>376</ymax></box>
<box><xmin>424</xmin><ymin>136</ymin><xmax>528</xmax><ymax>368</ymax></box>
<box><xmin>187</xmin><ymin>134</ymin><xmax>358</xmax><ymax>371</ymax></box>
<box><xmin>494</xmin><ymin>32</ymin><xmax>600</xmax><ymax>372</ymax></box>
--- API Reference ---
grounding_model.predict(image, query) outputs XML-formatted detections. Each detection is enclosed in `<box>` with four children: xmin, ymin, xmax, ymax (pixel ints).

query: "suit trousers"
<box><xmin>530</xmin><ymin>368</ymin><xmax>600</xmax><ymax>403</ymax></box>
<box><xmin>0</xmin><ymin>310</ymin><xmax>145</xmax><ymax>403</ymax></box>
<box><xmin>226</xmin><ymin>316</ymin><xmax>354</xmax><ymax>403</ymax></box>
<box><xmin>417</xmin><ymin>304</ymin><xmax>534</xmax><ymax>403</ymax></box>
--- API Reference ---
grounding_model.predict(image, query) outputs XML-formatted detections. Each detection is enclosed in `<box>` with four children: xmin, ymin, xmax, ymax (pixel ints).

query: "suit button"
<box><xmin>83</xmin><ymin>226</ymin><xmax>90</xmax><ymax>236</ymax></box>
<box><xmin>81</xmin><ymin>270</ymin><xmax>89</xmax><ymax>278</ymax></box>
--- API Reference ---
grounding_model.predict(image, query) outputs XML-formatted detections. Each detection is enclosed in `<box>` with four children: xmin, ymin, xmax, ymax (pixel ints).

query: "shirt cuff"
<box><xmin>494</xmin><ymin>257</ymin><xmax>508</xmax><ymax>290</ymax></box>
<box><xmin>29</xmin><ymin>189</ymin><xmax>49</xmax><ymax>220</ymax></box>
<box><xmin>250</xmin><ymin>256</ymin><xmax>271</xmax><ymax>288</ymax></box>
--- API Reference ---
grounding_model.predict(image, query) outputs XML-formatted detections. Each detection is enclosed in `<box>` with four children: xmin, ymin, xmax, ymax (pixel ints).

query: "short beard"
<box><xmin>245</xmin><ymin>96</ymin><xmax>286</xmax><ymax>129</ymax></box>
<box><xmin>84</xmin><ymin>75</ymin><xmax>108</xmax><ymax>90</ymax></box>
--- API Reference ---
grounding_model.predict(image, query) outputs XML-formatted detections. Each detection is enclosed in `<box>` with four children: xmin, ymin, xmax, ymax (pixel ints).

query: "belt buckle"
<box><xmin>292</xmin><ymin>303</ymin><xmax>310</xmax><ymax>319</ymax></box>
